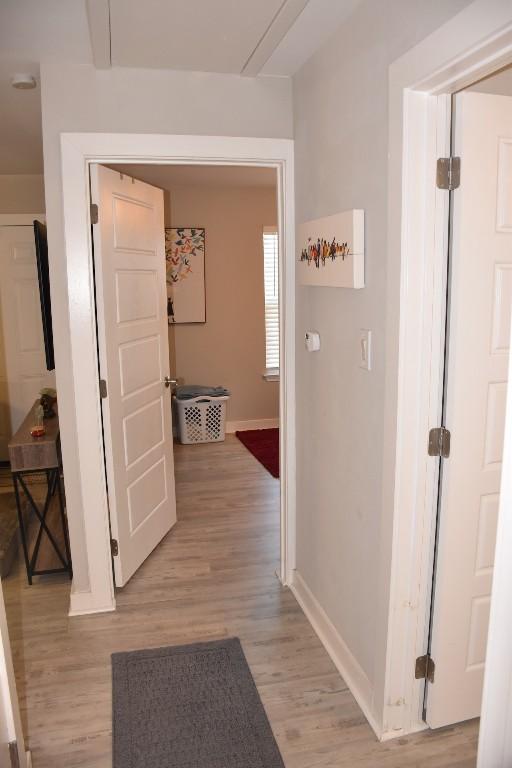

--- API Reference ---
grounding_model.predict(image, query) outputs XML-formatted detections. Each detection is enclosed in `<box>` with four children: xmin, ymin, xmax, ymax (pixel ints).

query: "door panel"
<box><xmin>0</xmin><ymin>224</ymin><xmax>55</xmax><ymax>460</ymax></box>
<box><xmin>427</xmin><ymin>92</ymin><xmax>512</xmax><ymax>728</ymax></box>
<box><xmin>90</xmin><ymin>165</ymin><xmax>176</xmax><ymax>587</ymax></box>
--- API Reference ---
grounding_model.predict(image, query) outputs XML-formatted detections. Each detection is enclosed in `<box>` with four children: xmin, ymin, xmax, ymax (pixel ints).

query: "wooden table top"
<box><xmin>8</xmin><ymin>400</ymin><xmax>60</xmax><ymax>472</ymax></box>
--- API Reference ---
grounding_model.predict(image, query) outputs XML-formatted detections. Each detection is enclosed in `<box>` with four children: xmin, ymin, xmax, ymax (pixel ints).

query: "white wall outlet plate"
<box><xmin>305</xmin><ymin>331</ymin><xmax>321</xmax><ymax>352</ymax></box>
<box><xmin>359</xmin><ymin>329</ymin><xmax>372</xmax><ymax>370</ymax></box>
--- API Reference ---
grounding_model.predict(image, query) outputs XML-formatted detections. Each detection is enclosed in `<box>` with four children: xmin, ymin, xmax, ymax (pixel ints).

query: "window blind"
<box><xmin>263</xmin><ymin>228</ymin><xmax>279</xmax><ymax>372</ymax></box>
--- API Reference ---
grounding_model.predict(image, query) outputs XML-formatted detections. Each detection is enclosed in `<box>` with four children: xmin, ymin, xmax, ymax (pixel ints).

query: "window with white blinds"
<box><xmin>263</xmin><ymin>227</ymin><xmax>279</xmax><ymax>375</ymax></box>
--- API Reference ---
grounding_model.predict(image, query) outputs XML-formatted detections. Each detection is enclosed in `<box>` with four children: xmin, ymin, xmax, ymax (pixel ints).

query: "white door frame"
<box><xmin>381</xmin><ymin>0</ymin><xmax>512</xmax><ymax>743</ymax></box>
<box><xmin>59</xmin><ymin>133</ymin><xmax>295</xmax><ymax>616</ymax></box>
<box><xmin>0</xmin><ymin>578</ymin><xmax>29</xmax><ymax>768</ymax></box>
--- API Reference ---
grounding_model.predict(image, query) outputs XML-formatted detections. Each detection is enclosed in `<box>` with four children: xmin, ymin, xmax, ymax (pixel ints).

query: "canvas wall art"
<box><xmin>298</xmin><ymin>209</ymin><xmax>365</xmax><ymax>288</ymax></box>
<box><xmin>165</xmin><ymin>227</ymin><xmax>206</xmax><ymax>323</ymax></box>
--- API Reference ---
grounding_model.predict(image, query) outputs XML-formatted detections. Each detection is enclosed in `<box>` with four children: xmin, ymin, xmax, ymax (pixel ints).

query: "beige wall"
<box><xmin>292</xmin><ymin>0</ymin><xmax>472</xmax><ymax>725</ymax></box>
<box><xmin>0</xmin><ymin>175</ymin><xmax>45</xmax><ymax>213</ymax></box>
<box><xmin>469</xmin><ymin>63</ymin><xmax>512</xmax><ymax>95</ymax></box>
<box><xmin>170</xmin><ymin>185</ymin><xmax>278</xmax><ymax>424</ymax></box>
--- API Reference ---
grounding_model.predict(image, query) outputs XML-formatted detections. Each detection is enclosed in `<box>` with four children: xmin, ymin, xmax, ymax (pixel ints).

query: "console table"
<box><xmin>8</xmin><ymin>401</ymin><xmax>72</xmax><ymax>584</ymax></box>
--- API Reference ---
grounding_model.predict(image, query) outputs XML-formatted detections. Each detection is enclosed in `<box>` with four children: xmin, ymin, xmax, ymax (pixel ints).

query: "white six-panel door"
<box><xmin>427</xmin><ymin>92</ymin><xmax>512</xmax><ymax>728</ymax></box>
<box><xmin>90</xmin><ymin>165</ymin><xmax>176</xmax><ymax>587</ymax></box>
<box><xmin>0</xmin><ymin>224</ymin><xmax>55</xmax><ymax>460</ymax></box>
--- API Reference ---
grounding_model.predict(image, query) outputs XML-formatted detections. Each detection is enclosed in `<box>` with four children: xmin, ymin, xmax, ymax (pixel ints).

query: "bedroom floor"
<box><xmin>2</xmin><ymin>436</ymin><xmax>478</xmax><ymax>766</ymax></box>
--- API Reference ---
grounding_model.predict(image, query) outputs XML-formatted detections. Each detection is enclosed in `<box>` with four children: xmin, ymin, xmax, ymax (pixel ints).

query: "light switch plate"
<box><xmin>359</xmin><ymin>329</ymin><xmax>372</xmax><ymax>370</ymax></box>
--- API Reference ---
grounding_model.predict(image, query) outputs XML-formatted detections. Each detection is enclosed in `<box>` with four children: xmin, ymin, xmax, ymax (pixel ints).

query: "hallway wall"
<box><xmin>292</xmin><ymin>0</ymin><xmax>472</xmax><ymax>731</ymax></box>
<box><xmin>39</xmin><ymin>60</ymin><xmax>292</xmax><ymax>595</ymax></box>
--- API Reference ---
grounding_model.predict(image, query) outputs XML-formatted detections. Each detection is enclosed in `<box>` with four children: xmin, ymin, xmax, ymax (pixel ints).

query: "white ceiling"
<box><xmin>110</xmin><ymin>0</ymin><xmax>295</xmax><ymax>74</ymax></box>
<box><xmin>0</xmin><ymin>0</ymin><xmax>363</xmax><ymax>174</ymax></box>
<box><xmin>0</xmin><ymin>0</ymin><xmax>93</xmax><ymax>174</ymax></box>
<box><xmin>108</xmin><ymin>164</ymin><xmax>277</xmax><ymax>190</ymax></box>
<box><xmin>104</xmin><ymin>0</ymin><xmax>361</xmax><ymax>76</ymax></box>
<box><xmin>468</xmin><ymin>64</ymin><xmax>512</xmax><ymax>96</ymax></box>
<box><xmin>0</xmin><ymin>60</ymin><xmax>43</xmax><ymax>174</ymax></box>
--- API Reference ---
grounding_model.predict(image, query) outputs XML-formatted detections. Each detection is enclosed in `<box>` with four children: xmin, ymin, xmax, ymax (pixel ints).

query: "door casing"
<box><xmin>381</xmin><ymin>0</ymin><xmax>512</xmax><ymax>746</ymax></box>
<box><xmin>59</xmin><ymin>134</ymin><xmax>295</xmax><ymax>618</ymax></box>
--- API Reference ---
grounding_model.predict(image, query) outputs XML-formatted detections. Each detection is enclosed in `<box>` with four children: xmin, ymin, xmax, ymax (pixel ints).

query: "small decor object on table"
<box><xmin>298</xmin><ymin>209</ymin><xmax>365</xmax><ymax>288</ymax></box>
<box><xmin>165</xmin><ymin>227</ymin><xmax>206</xmax><ymax>323</ymax></box>
<box><xmin>39</xmin><ymin>387</ymin><xmax>57</xmax><ymax>418</ymax></box>
<box><xmin>30</xmin><ymin>404</ymin><xmax>46</xmax><ymax>438</ymax></box>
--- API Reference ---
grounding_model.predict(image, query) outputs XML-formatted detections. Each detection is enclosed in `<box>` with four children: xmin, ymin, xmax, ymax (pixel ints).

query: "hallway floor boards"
<box><xmin>3</xmin><ymin>436</ymin><xmax>478</xmax><ymax>766</ymax></box>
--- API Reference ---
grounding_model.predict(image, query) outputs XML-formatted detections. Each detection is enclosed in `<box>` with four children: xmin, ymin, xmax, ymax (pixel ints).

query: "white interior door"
<box><xmin>90</xmin><ymin>165</ymin><xmax>176</xmax><ymax>587</ymax></box>
<box><xmin>0</xmin><ymin>223</ymin><xmax>54</xmax><ymax>460</ymax></box>
<box><xmin>0</xmin><ymin>578</ymin><xmax>28</xmax><ymax>768</ymax></box>
<box><xmin>427</xmin><ymin>92</ymin><xmax>512</xmax><ymax>728</ymax></box>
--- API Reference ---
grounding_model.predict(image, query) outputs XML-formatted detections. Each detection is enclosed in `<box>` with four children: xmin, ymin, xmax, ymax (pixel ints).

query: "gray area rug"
<box><xmin>112</xmin><ymin>637</ymin><xmax>285</xmax><ymax>768</ymax></box>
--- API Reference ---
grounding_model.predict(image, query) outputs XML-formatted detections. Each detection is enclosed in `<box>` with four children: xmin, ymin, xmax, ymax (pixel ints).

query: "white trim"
<box><xmin>226</xmin><ymin>418</ymin><xmax>279</xmax><ymax>433</ymax></box>
<box><xmin>383</xmin><ymin>0</ymin><xmax>512</xmax><ymax>743</ymax></box>
<box><xmin>290</xmin><ymin>571</ymin><xmax>382</xmax><ymax>739</ymax></box>
<box><xmin>0</xmin><ymin>214</ymin><xmax>45</xmax><ymax>226</ymax></box>
<box><xmin>59</xmin><ymin>133</ymin><xmax>296</xmax><ymax>614</ymax></box>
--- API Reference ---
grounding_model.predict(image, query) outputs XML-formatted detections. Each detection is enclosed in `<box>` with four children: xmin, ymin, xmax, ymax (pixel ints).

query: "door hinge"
<box><xmin>9</xmin><ymin>741</ymin><xmax>20</xmax><ymax>768</ymax></box>
<box><xmin>110</xmin><ymin>538</ymin><xmax>119</xmax><ymax>557</ymax></box>
<box><xmin>415</xmin><ymin>653</ymin><xmax>436</xmax><ymax>683</ymax></box>
<box><xmin>99</xmin><ymin>378</ymin><xmax>107</xmax><ymax>399</ymax></box>
<box><xmin>436</xmin><ymin>157</ymin><xmax>460</xmax><ymax>190</ymax></box>
<box><xmin>90</xmin><ymin>203</ymin><xmax>99</xmax><ymax>224</ymax></box>
<box><xmin>428</xmin><ymin>426</ymin><xmax>451</xmax><ymax>458</ymax></box>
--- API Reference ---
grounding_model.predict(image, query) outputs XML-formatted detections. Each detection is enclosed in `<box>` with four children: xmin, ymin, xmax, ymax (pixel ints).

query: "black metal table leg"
<box><xmin>13</xmin><ymin>473</ymin><xmax>32</xmax><ymax>585</ymax></box>
<box><xmin>12</xmin><ymin>468</ymin><xmax>72</xmax><ymax>584</ymax></box>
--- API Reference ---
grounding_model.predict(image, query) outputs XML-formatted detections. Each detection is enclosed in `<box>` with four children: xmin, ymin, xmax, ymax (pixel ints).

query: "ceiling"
<box><xmin>109</xmin><ymin>0</ymin><xmax>301</xmax><ymax>74</ymax></box>
<box><xmin>0</xmin><ymin>60</ymin><xmax>43</xmax><ymax>174</ymax></box>
<box><xmin>0</xmin><ymin>0</ymin><xmax>362</xmax><ymax>174</ymax></box>
<box><xmin>108</xmin><ymin>164</ymin><xmax>277</xmax><ymax>190</ymax></box>
<box><xmin>98</xmin><ymin>0</ymin><xmax>362</xmax><ymax>75</ymax></box>
<box><xmin>468</xmin><ymin>64</ymin><xmax>512</xmax><ymax>96</ymax></box>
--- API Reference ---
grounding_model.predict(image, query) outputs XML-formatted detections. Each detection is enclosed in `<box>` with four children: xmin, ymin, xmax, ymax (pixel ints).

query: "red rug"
<box><xmin>235</xmin><ymin>428</ymin><xmax>279</xmax><ymax>478</ymax></box>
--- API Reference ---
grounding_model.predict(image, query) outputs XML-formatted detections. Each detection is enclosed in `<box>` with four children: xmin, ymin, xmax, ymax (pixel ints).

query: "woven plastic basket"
<box><xmin>174</xmin><ymin>395</ymin><xmax>229</xmax><ymax>444</ymax></box>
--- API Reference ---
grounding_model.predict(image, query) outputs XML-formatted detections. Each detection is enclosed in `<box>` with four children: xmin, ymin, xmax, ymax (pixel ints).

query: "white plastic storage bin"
<box><xmin>174</xmin><ymin>395</ymin><xmax>229</xmax><ymax>444</ymax></box>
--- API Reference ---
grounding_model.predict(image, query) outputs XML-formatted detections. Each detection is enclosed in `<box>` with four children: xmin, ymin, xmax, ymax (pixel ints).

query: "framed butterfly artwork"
<box><xmin>165</xmin><ymin>227</ymin><xmax>206</xmax><ymax>323</ymax></box>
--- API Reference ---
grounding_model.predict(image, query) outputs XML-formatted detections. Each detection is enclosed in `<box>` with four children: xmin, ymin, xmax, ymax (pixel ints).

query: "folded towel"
<box><xmin>175</xmin><ymin>385</ymin><xmax>231</xmax><ymax>400</ymax></box>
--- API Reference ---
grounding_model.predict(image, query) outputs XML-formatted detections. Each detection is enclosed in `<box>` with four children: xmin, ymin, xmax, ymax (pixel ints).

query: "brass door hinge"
<box><xmin>428</xmin><ymin>427</ymin><xmax>451</xmax><ymax>458</ymax></box>
<box><xmin>436</xmin><ymin>157</ymin><xmax>460</xmax><ymax>190</ymax></box>
<box><xmin>111</xmin><ymin>539</ymin><xmax>119</xmax><ymax>557</ymax></box>
<box><xmin>90</xmin><ymin>203</ymin><xmax>99</xmax><ymax>224</ymax></box>
<box><xmin>415</xmin><ymin>653</ymin><xmax>435</xmax><ymax>683</ymax></box>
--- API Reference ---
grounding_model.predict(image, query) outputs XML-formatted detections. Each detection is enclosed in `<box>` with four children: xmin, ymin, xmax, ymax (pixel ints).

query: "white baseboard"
<box><xmin>291</xmin><ymin>570</ymin><xmax>382</xmax><ymax>740</ymax></box>
<box><xmin>226</xmin><ymin>418</ymin><xmax>279</xmax><ymax>433</ymax></box>
<box><xmin>68</xmin><ymin>589</ymin><xmax>116</xmax><ymax>617</ymax></box>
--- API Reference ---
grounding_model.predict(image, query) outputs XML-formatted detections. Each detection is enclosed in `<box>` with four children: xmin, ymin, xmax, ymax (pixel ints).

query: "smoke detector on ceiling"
<box><xmin>11</xmin><ymin>74</ymin><xmax>37</xmax><ymax>90</ymax></box>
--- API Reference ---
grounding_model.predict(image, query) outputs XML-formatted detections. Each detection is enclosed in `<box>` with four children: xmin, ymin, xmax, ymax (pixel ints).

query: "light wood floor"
<box><xmin>3</xmin><ymin>436</ymin><xmax>478</xmax><ymax>766</ymax></box>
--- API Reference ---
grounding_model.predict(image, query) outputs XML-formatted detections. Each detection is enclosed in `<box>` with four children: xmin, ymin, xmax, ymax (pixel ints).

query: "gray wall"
<box><xmin>293</xmin><ymin>0</ymin><xmax>472</xmax><ymax>700</ymax></box>
<box><xmin>40</xmin><ymin>59</ymin><xmax>292</xmax><ymax>594</ymax></box>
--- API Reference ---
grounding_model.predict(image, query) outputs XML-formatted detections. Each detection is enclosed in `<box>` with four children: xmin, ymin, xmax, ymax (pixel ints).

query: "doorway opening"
<box><xmin>57</xmin><ymin>133</ymin><xmax>295</xmax><ymax>617</ymax></box>
<box><xmin>383</xmin><ymin>10</ymin><xmax>512</xmax><ymax>751</ymax></box>
<box><xmin>90</xmin><ymin>161</ymin><xmax>282</xmax><ymax>591</ymax></box>
<box><xmin>422</xmin><ymin>65</ymin><xmax>512</xmax><ymax>731</ymax></box>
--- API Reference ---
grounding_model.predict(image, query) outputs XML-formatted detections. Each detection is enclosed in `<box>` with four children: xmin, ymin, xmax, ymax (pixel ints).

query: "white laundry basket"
<box><xmin>174</xmin><ymin>395</ymin><xmax>229</xmax><ymax>444</ymax></box>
